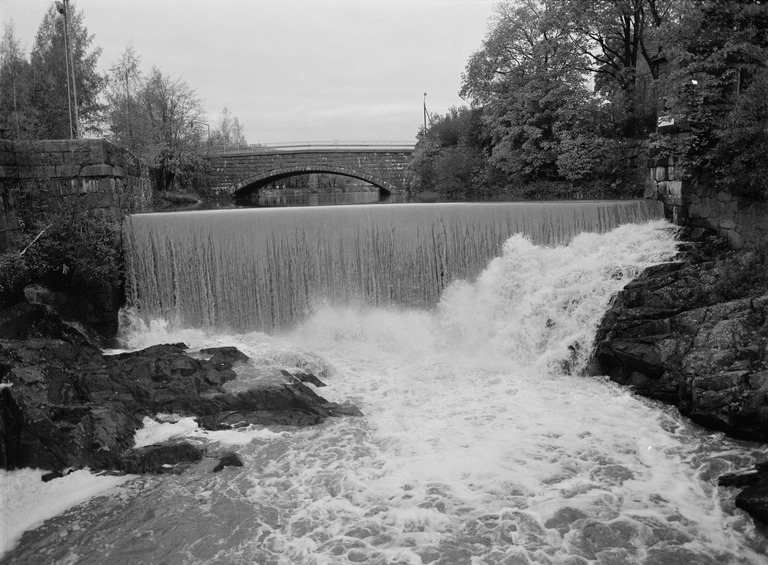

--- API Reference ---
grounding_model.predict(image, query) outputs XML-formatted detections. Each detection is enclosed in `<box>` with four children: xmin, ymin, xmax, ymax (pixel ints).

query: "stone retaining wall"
<box><xmin>687</xmin><ymin>186</ymin><xmax>768</xmax><ymax>250</ymax></box>
<box><xmin>646</xmin><ymin>154</ymin><xmax>768</xmax><ymax>251</ymax></box>
<box><xmin>0</xmin><ymin>139</ymin><xmax>153</xmax><ymax>251</ymax></box>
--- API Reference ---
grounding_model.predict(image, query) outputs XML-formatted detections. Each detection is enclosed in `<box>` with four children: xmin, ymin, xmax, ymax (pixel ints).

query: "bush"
<box><xmin>0</xmin><ymin>209</ymin><xmax>123</xmax><ymax>307</ymax></box>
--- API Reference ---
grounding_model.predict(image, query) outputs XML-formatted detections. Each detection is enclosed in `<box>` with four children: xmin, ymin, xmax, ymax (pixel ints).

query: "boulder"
<box><xmin>212</xmin><ymin>452</ymin><xmax>244</xmax><ymax>473</ymax></box>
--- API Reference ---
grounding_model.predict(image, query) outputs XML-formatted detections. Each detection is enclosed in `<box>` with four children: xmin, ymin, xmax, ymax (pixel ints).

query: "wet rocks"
<box><xmin>212</xmin><ymin>452</ymin><xmax>244</xmax><ymax>473</ymax></box>
<box><xmin>593</xmin><ymin>228</ymin><xmax>768</xmax><ymax>442</ymax></box>
<box><xmin>592</xmin><ymin>227</ymin><xmax>768</xmax><ymax>525</ymax></box>
<box><xmin>121</xmin><ymin>442</ymin><xmax>204</xmax><ymax>474</ymax></box>
<box><xmin>719</xmin><ymin>463</ymin><xmax>768</xmax><ymax>524</ymax></box>
<box><xmin>0</xmin><ymin>311</ymin><xmax>362</xmax><ymax>475</ymax></box>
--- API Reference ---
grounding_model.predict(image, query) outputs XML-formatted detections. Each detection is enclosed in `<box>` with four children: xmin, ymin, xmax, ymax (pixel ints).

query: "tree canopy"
<box><xmin>412</xmin><ymin>0</ymin><xmax>768</xmax><ymax>200</ymax></box>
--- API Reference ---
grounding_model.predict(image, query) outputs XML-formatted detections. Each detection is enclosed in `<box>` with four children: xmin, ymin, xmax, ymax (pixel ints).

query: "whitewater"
<box><xmin>2</xmin><ymin>215</ymin><xmax>767</xmax><ymax>563</ymax></box>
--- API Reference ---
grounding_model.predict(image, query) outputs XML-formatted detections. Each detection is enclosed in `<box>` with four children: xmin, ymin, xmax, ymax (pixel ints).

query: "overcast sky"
<box><xmin>1</xmin><ymin>0</ymin><xmax>496</xmax><ymax>144</ymax></box>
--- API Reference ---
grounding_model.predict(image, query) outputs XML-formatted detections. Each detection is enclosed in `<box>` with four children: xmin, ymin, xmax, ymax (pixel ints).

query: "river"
<box><xmin>2</xmin><ymin>200</ymin><xmax>767</xmax><ymax>564</ymax></box>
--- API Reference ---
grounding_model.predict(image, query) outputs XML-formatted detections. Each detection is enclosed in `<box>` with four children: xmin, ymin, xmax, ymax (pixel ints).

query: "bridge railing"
<box><xmin>206</xmin><ymin>141</ymin><xmax>416</xmax><ymax>155</ymax></box>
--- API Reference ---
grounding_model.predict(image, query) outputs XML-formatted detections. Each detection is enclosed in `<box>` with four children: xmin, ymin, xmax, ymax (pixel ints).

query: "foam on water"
<box><xmin>0</xmin><ymin>469</ymin><xmax>130</xmax><ymax>556</ymax></box>
<box><xmin>4</xmin><ymin>219</ymin><xmax>768</xmax><ymax>563</ymax></box>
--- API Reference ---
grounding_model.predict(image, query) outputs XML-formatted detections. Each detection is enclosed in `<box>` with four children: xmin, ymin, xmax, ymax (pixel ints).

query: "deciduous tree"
<box><xmin>461</xmin><ymin>0</ymin><xmax>592</xmax><ymax>182</ymax></box>
<box><xmin>104</xmin><ymin>44</ymin><xmax>150</xmax><ymax>156</ymax></box>
<box><xmin>210</xmin><ymin>106</ymin><xmax>247</xmax><ymax>146</ymax></box>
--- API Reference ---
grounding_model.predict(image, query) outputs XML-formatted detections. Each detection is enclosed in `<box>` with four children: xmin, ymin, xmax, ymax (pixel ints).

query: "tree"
<box><xmin>28</xmin><ymin>2</ymin><xmax>103</xmax><ymax>138</ymax></box>
<box><xmin>410</xmin><ymin>106</ymin><xmax>488</xmax><ymax>196</ymax></box>
<box><xmin>140</xmin><ymin>67</ymin><xmax>204</xmax><ymax>151</ymax></box>
<box><xmin>210</xmin><ymin>106</ymin><xmax>247</xmax><ymax>146</ymax></box>
<box><xmin>461</xmin><ymin>0</ymin><xmax>593</xmax><ymax>182</ymax></box>
<box><xmin>564</xmin><ymin>0</ymin><xmax>678</xmax><ymax>135</ymax></box>
<box><xmin>137</xmin><ymin>67</ymin><xmax>206</xmax><ymax>189</ymax></box>
<box><xmin>0</xmin><ymin>23</ymin><xmax>36</xmax><ymax>139</ymax></box>
<box><xmin>104</xmin><ymin>44</ymin><xmax>149</xmax><ymax>156</ymax></box>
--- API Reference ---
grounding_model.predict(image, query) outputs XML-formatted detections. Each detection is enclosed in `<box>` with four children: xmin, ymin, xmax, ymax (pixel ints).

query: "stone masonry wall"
<box><xmin>686</xmin><ymin>186</ymin><xmax>768</xmax><ymax>250</ymax></box>
<box><xmin>646</xmin><ymin>154</ymin><xmax>768</xmax><ymax>250</ymax></box>
<box><xmin>0</xmin><ymin>140</ymin><xmax>20</xmax><ymax>251</ymax></box>
<box><xmin>0</xmin><ymin>139</ymin><xmax>153</xmax><ymax>251</ymax></box>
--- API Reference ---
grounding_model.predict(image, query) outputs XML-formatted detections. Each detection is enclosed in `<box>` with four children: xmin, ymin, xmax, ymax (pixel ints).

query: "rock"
<box><xmin>0</xmin><ymin>309</ymin><xmax>363</xmax><ymax>476</ymax></box>
<box><xmin>120</xmin><ymin>442</ymin><xmax>204</xmax><ymax>474</ymax></box>
<box><xmin>591</xmin><ymin>227</ymin><xmax>768</xmax><ymax>528</ymax></box>
<box><xmin>294</xmin><ymin>371</ymin><xmax>327</xmax><ymax>387</ymax></box>
<box><xmin>736</xmin><ymin>476</ymin><xmax>768</xmax><ymax>525</ymax></box>
<box><xmin>201</xmin><ymin>346</ymin><xmax>249</xmax><ymax>365</ymax></box>
<box><xmin>592</xmin><ymin>230</ymin><xmax>768</xmax><ymax>442</ymax></box>
<box><xmin>719</xmin><ymin>464</ymin><xmax>768</xmax><ymax>525</ymax></box>
<box><xmin>212</xmin><ymin>452</ymin><xmax>244</xmax><ymax>472</ymax></box>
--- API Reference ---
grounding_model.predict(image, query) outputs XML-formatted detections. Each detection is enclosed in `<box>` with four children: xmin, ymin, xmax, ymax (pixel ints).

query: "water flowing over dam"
<box><xmin>7</xmin><ymin>200</ymin><xmax>767</xmax><ymax>564</ymax></box>
<box><xmin>123</xmin><ymin>200</ymin><xmax>664</xmax><ymax>331</ymax></box>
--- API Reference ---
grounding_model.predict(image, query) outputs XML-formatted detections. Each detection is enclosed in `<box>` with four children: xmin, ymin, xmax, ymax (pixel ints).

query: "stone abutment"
<box><xmin>0</xmin><ymin>139</ymin><xmax>153</xmax><ymax>251</ymax></box>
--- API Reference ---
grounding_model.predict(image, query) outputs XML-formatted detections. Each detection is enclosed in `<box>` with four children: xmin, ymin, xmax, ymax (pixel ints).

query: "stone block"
<box><xmin>81</xmin><ymin>179</ymin><xmax>100</xmax><ymax>194</ymax></box>
<box><xmin>54</xmin><ymin>165</ymin><xmax>81</xmax><ymax>177</ymax></box>
<box><xmin>716</xmin><ymin>191</ymin><xmax>732</xmax><ymax>203</ymax></box>
<box><xmin>668</xmin><ymin>181</ymin><xmax>683</xmax><ymax>197</ymax></box>
<box><xmin>80</xmin><ymin>164</ymin><xmax>116</xmax><ymax>177</ymax></box>
<box><xmin>0</xmin><ymin>165</ymin><xmax>19</xmax><ymax>178</ymax></box>
<box><xmin>41</xmin><ymin>140</ymin><xmax>68</xmax><ymax>152</ymax></box>
<box><xmin>655</xmin><ymin>167</ymin><xmax>667</xmax><ymax>182</ymax></box>
<box><xmin>0</xmin><ymin>151</ymin><xmax>17</xmax><ymax>166</ymax></box>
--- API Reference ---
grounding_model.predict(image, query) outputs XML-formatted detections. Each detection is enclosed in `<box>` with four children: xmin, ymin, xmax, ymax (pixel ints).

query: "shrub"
<box><xmin>0</xmin><ymin>208</ymin><xmax>123</xmax><ymax>307</ymax></box>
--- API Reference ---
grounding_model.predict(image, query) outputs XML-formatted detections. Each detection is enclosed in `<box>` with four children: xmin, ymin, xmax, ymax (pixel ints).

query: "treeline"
<box><xmin>0</xmin><ymin>2</ymin><xmax>246</xmax><ymax>190</ymax></box>
<box><xmin>412</xmin><ymin>0</ymin><xmax>768</xmax><ymax>201</ymax></box>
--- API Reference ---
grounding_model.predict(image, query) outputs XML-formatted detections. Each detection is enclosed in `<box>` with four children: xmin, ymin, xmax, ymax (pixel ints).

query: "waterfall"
<box><xmin>123</xmin><ymin>200</ymin><xmax>664</xmax><ymax>332</ymax></box>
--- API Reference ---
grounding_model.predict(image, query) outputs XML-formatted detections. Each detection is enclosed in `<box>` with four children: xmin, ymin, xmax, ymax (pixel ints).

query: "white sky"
<box><xmin>1</xmin><ymin>0</ymin><xmax>496</xmax><ymax>144</ymax></box>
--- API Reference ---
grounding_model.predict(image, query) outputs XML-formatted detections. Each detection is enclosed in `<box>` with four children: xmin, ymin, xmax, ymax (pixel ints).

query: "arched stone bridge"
<box><xmin>204</xmin><ymin>142</ymin><xmax>415</xmax><ymax>197</ymax></box>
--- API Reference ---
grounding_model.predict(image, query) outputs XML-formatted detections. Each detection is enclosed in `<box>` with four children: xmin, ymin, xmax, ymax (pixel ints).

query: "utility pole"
<box><xmin>55</xmin><ymin>0</ymin><xmax>78</xmax><ymax>138</ymax></box>
<box><xmin>423</xmin><ymin>92</ymin><xmax>428</xmax><ymax>134</ymax></box>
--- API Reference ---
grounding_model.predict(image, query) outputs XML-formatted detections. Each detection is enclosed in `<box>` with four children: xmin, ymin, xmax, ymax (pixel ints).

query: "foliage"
<box><xmin>660</xmin><ymin>0</ymin><xmax>768</xmax><ymax>199</ymax></box>
<box><xmin>556</xmin><ymin>135</ymin><xmax>622</xmax><ymax>183</ymax></box>
<box><xmin>0</xmin><ymin>209</ymin><xmax>123</xmax><ymax>303</ymax></box>
<box><xmin>104</xmin><ymin>55</ymin><xmax>208</xmax><ymax>190</ymax></box>
<box><xmin>461</xmin><ymin>0</ymin><xmax>591</xmax><ymax>182</ymax></box>
<box><xmin>409</xmin><ymin>106</ymin><xmax>488</xmax><ymax>196</ymax></box>
<box><xmin>0</xmin><ymin>251</ymin><xmax>32</xmax><ymax>306</ymax></box>
<box><xmin>104</xmin><ymin>44</ymin><xmax>150</xmax><ymax>156</ymax></box>
<box><xmin>564</xmin><ymin>0</ymin><xmax>677</xmax><ymax>135</ymax></box>
<box><xmin>712</xmin><ymin>68</ymin><xmax>768</xmax><ymax>199</ymax></box>
<box><xmin>209</xmin><ymin>107</ymin><xmax>247</xmax><ymax>146</ymax></box>
<box><xmin>0</xmin><ymin>23</ymin><xmax>37</xmax><ymax>138</ymax></box>
<box><xmin>29</xmin><ymin>2</ymin><xmax>104</xmax><ymax>138</ymax></box>
<box><xmin>2</xmin><ymin>5</ymin><xmax>247</xmax><ymax>199</ymax></box>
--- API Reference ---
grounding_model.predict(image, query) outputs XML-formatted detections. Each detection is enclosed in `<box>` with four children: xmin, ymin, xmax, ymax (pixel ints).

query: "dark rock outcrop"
<box><xmin>719</xmin><ymin>464</ymin><xmax>768</xmax><ymax>525</ymax></box>
<box><xmin>593</xmin><ymin>229</ymin><xmax>768</xmax><ymax>440</ymax></box>
<box><xmin>212</xmin><ymin>452</ymin><xmax>244</xmax><ymax>473</ymax></box>
<box><xmin>0</xmin><ymin>312</ymin><xmax>362</xmax><ymax>475</ymax></box>
<box><xmin>592</xmin><ymin>227</ymin><xmax>768</xmax><ymax>525</ymax></box>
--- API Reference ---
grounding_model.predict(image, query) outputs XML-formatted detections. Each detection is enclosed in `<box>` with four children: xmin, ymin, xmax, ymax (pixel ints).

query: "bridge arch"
<box><xmin>231</xmin><ymin>165</ymin><xmax>397</xmax><ymax>198</ymax></box>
